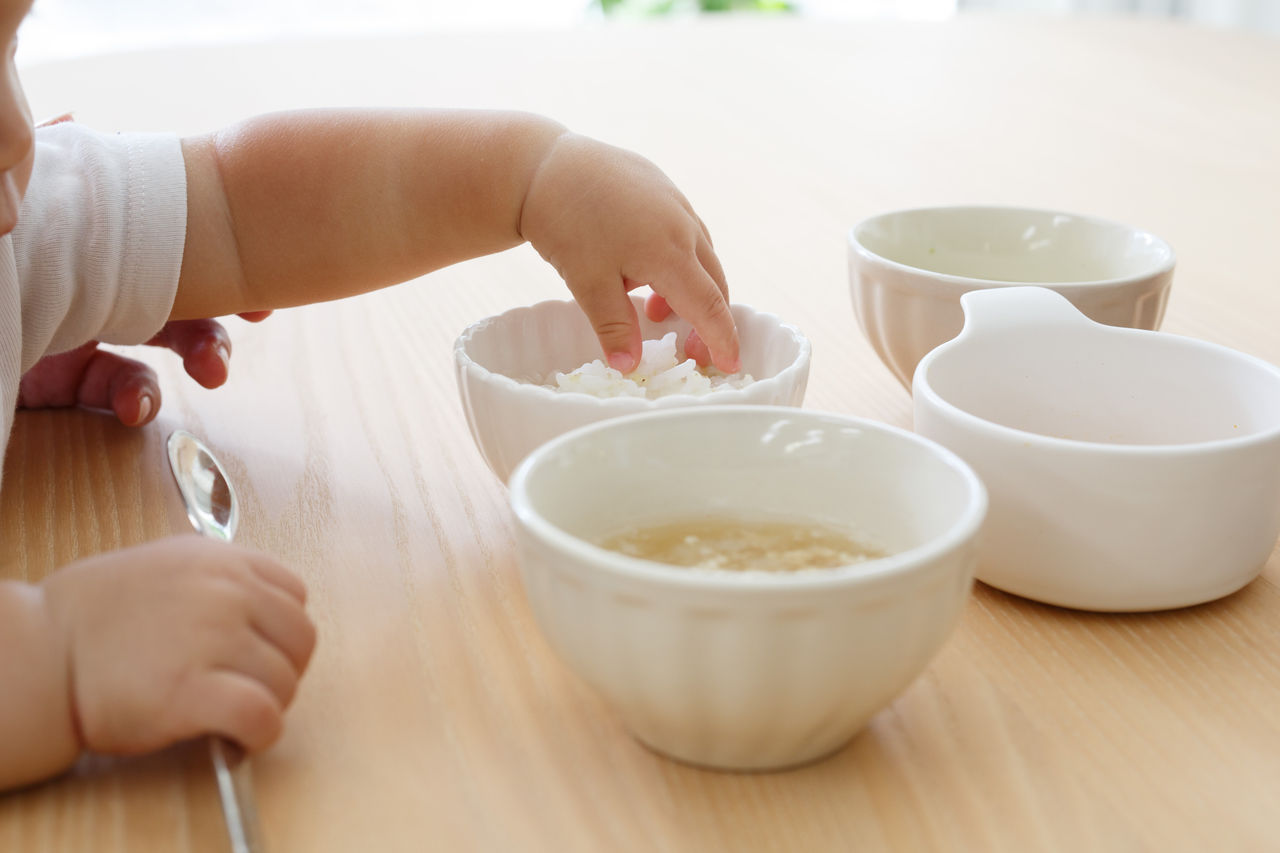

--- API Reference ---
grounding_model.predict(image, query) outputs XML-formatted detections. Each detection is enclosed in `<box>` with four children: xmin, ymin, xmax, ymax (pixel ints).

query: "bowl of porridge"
<box><xmin>508</xmin><ymin>406</ymin><xmax>986</xmax><ymax>771</ymax></box>
<box><xmin>454</xmin><ymin>296</ymin><xmax>810</xmax><ymax>483</ymax></box>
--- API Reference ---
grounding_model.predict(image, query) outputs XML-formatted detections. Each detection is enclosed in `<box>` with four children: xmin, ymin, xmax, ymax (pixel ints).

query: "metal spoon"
<box><xmin>167</xmin><ymin>429</ymin><xmax>265</xmax><ymax>853</ymax></box>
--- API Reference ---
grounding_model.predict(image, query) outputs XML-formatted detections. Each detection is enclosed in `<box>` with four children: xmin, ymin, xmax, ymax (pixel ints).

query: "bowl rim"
<box><xmin>914</xmin><ymin>321</ymin><xmax>1280</xmax><ymax>456</ymax></box>
<box><xmin>848</xmin><ymin>204</ymin><xmax>1177</xmax><ymax>290</ymax></box>
<box><xmin>453</xmin><ymin>297</ymin><xmax>812</xmax><ymax>409</ymax></box>
<box><xmin>508</xmin><ymin>406</ymin><xmax>988</xmax><ymax>591</ymax></box>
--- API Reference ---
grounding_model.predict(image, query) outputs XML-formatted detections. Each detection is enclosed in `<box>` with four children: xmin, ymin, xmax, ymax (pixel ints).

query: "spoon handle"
<box><xmin>210</xmin><ymin>736</ymin><xmax>265</xmax><ymax>853</ymax></box>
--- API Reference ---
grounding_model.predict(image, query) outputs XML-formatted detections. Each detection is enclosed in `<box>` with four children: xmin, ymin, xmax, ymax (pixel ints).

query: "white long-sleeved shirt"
<box><xmin>0</xmin><ymin>123</ymin><xmax>186</xmax><ymax>490</ymax></box>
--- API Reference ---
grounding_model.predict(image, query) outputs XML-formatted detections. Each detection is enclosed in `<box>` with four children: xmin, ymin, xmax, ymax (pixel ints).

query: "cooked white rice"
<box><xmin>546</xmin><ymin>333</ymin><xmax>755</xmax><ymax>399</ymax></box>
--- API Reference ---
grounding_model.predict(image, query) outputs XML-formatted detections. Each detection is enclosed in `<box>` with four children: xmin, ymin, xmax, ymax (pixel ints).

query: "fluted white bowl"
<box><xmin>848</xmin><ymin>206</ymin><xmax>1175</xmax><ymax>388</ymax></box>
<box><xmin>508</xmin><ymin>406</ymin><xmax>986</xmax><ymax>771</ymax></box>
<box><xmin>455</xmin><ymin>297</ymin><xmax>810</xmax><ymax>483</ymax></box>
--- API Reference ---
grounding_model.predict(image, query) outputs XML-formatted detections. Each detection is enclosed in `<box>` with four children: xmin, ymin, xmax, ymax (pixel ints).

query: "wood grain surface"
<box><xmin>3</xmin><ymin>13</ymin><xmax>1279</xmax><ymax>852</ymax></box>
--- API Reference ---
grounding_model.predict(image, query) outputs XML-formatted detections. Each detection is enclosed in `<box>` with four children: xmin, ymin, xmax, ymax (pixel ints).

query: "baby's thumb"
<box><xmin>181</xmin><ymin>671</ymin><xmax>284</xmax><ymax>753</ymax></box>
<box><xmin>574</xmin><ymin>279</ymin><xmax>643</xmax><ymax>373</ymax></box>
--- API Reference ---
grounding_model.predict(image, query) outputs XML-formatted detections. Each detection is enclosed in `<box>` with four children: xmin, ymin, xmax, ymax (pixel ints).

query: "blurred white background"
<box><xmin>17</xmin><ymin>0</ymin><xmax>1277</xmax><ymax>66</ymax></box>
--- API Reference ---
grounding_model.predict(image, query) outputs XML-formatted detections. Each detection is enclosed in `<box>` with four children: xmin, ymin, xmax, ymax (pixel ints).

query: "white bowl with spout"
<box><xmin>914</xmin><ymin>286</ymin><xmax>1280</xmax><ymax>611</ymax></box>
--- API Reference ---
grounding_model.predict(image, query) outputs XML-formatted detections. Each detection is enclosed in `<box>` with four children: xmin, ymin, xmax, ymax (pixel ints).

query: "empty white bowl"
<box><xmin>915</xmin><ymin>286</ymin><xmax>1280</xmax><ymax>612</ymax></box>
<box><xmin>455</xmin><ymin>296</ymin><xmax>810</xmax><ymax>483</ymax></box>
<box><xmin>848</xmin><ymin>206</ymin><xmax>1175</xmax><ymax>387</ymax></box>
<box><xmin>508</xmin><ymin>406</ymin><xmax>986</xmax><ymax>771</ymax></box>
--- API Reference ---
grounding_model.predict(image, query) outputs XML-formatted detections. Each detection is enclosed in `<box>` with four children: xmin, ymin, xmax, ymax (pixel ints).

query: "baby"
<box><xmin>0</xmin><ymin>0</ymin><xmax>739</xmax><ymax>789</ymax></box>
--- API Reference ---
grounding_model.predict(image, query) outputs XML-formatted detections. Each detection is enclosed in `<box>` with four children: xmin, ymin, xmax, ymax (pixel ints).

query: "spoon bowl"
<box><xmin>168</xmin><ymin>429</ymin><xmax>239</xmax><ymax>542</ymax></box>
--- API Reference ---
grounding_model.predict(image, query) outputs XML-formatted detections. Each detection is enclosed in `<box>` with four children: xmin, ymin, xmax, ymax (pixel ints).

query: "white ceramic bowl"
<box><xmin>914</xmin><ymin>286</ymin><xmax>1280</xmax><ymax>612</ymax></box>
<box><xmin>455</xmin><ymin>296</ymin><xmax>810</xmax><ymax>483</ymax></box>
<box><xmin>848</xmin><ymin>205</ymin><xmax>1175</xmax><ymax>388</ymax></box>
<box><xmin>508</xmin><ymin>406</ymin><xmax>986</xmax><ymax>771</ymax></box>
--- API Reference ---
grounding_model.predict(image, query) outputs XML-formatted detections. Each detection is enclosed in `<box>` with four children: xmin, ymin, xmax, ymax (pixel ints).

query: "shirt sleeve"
<box><xmin>10</xmin><ymin>123</ymin><xmax>187</xmax><ymax>374</ymax></box>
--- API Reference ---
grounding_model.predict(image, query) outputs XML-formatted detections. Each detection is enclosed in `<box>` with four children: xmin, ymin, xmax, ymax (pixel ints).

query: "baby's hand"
<box><xmin>519</xmin><ymin>134</ymin><xmax>740</xmax><ymax>374</ymax></box>
<box><xmin>40</xmin><ymin>535</ymin><xmax>315</xmax><ymax>756</ymax></box>
<box><xmin>18</xmin><ymin>313</ymin><xmax>272</xmax><ymax>427</ymax></box>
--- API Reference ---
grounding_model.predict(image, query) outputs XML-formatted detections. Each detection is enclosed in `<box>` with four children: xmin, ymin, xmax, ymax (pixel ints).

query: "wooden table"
<box><xmin>4</xmin><ymin>13</ymin><xmax>1279</xmax><ymax>852</ymax></box>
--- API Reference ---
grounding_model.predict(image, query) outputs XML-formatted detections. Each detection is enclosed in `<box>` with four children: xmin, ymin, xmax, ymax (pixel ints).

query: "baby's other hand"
<box><xmin>40</xmin><ymin>535</ymin><xmax>315</xmax><ymax>756</ymax></box>
<box><xmin>16</xmin><ymin>313</ymin><xmax>272</xmax><ymax>426</ymax></box>
<box><xmin>519</xmin><ymin>134</ymin><xmax>740</xmax><ymax>374</ymax></box>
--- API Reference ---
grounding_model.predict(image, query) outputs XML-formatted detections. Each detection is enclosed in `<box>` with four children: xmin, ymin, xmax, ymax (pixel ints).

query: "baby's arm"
<box><xmin>175</xmin><ymin>109</ymin><xmax>738</xmax><ymax>373</ymax></box>
<box><xmin>0</xmin><ymin>536</ymin><xmax>315</xmax><ymax>791</ymax></box>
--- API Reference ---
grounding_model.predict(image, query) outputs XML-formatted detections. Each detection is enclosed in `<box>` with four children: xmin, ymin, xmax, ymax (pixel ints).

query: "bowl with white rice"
<box><xmin>454</xmin><ymin>296</ymin><xmax>811</xmax><ymax>483</ymax></box>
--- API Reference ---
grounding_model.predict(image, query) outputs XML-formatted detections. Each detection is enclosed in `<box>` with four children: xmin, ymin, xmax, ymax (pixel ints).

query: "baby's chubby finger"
<box><xmin>650</xmin><ymin>257</ymin><xmax>739</xmax><ymax>373</ymax></box>
<box><xmin>684</xmin><ymin>329</ymin><xmax>713</xmax><ymax>368</ymax></box>
<box><xmin>246</xmin><ymin>553</ymin><xmax>308</xmax><ymax>605</ymax></box>
<box><xmin>222</xmin><ymin>631</ymin><xmax>302</xmax><ymax>709</ymax></box>
<box><xmin>644</xmin><ymin>292</ymin><xmax>672</xmax><ymax>323</ymax></box>
<box><xmin>225</xmin><ymin>550</ymin><xmax>314</xmax><ymax>670</ymax></box>
<box><xmin>571</xmin><ymin>276</ymin><xmax>644</xmax><ymax>373</ymax></box>
<box><xmin>697</xmin><ymin>234</ymin><xmax>729</xmax><ymax>303</ymax></box>
<box><xmin>79</xmin><ymin>349</ymin><xmax>160</xmax><ymax>427</ymax></box>
<box><xmin>640</xmin><ymin>292</ymin><xmax>716</xmax><ymax>367</ymax></box>
<box><xmin>147</xmin><ymin>319</ymin><xmax>232</xmax><ymax>389</ymax></box>
<box><xmin>178</xmin><ymin>670</ymin><xmax>285</xmax><ymax>753</ymax></box>
<box><xmin>110</xmin><ymin>373</ymin><xmax>160</xmax><ymax>427</ymax></box>
<box><xmin>247</xmin><ymin>581</ymin><xmax>316</xmax><ymax>673</ymax></box>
